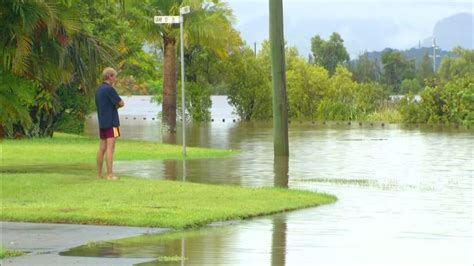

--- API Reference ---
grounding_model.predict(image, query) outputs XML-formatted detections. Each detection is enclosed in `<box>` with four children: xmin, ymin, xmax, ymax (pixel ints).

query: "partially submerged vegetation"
<box><xmin>0</xmin><ymin>246</ymin><xmax>25</xmax><ymax>259</ymax></box>
<box><xmin>2</xmin><ymin>133</ymin><xmax>237</xmax><ymax>166</ymax></box>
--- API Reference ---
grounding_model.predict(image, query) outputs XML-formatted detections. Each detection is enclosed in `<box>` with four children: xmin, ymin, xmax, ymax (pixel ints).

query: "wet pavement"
<box><xmin>0</xmin><ymin>222</ymin><xmax>169</xmax><ymax>265</ymax></box>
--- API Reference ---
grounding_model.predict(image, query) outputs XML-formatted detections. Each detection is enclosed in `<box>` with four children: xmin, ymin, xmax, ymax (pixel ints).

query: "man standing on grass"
<box><xmin>96</xmin><ymin>67</ymin><xmax>124</xmax><ymax>180</ymax></box>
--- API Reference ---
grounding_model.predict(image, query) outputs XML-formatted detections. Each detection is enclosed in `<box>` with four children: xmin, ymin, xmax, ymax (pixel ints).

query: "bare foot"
<box><xmin>107</xmin><ymin>175</ymin><xmax>118</xmax><ymax>180</ymax></box>
<box><xmin>97</xmin><ymin>175</ymin><xmax>104</xmax><ymax>179</ymax></box>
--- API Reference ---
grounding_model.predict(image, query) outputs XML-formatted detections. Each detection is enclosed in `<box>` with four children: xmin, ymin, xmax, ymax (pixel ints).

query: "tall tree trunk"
<box><xmin>162</xmin><ymin>37</ymin><xmax>177</xmax><ymax>133</ymax></box>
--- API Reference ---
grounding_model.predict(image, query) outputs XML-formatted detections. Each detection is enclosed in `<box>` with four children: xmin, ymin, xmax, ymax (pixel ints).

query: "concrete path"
<box><xmin>1</xmin><ymin>221</ymin><xmax>171</xmax><ymax>266</ymax></box>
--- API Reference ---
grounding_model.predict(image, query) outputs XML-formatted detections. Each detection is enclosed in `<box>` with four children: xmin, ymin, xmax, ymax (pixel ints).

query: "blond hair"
<box><xmin>101</xmin><ymin>67</ymin><xmax>117</xmax><ymax>81</ymax></box>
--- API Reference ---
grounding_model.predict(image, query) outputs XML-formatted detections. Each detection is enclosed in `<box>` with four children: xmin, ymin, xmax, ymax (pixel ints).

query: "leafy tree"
<box><xmin>438</xmin><ymin>48</ymin><xmax>474</xmax><ymax>81</ymax></box>
<box><xmin>227</xmin><ymin>40</ymin><xmax>389</xmax><ymax>122</ymax></box>
<box><xmin>179</xmin><ymin>81</ymin><xmax>211</xmax><ymax>121</ymax></box>
<box><xmin>0</xmin><ymin>71</ymin><xmax>37</xmax><ymax>138</ymax></box>
<box><xmin>317</xmin><ymin>66</ymin><xmax>358</xmax><ymax>120</ymax></box>
<box><xmin>227</xmin><ymin>40</ymin><xmax>302</xmax><ymax>121</ymax></box>
<box><xmin>310</xmin><ymin>32</ymin><xmax>350</xmax><ymax>75</ymax></box>
<box><xmin>315</xmin><ymin>66</ymin><xmax>388</xmax><ymax>121</ymax></box>
<box><xmin>355</xmin><ymin>82</ymin><xmax>388</xmax><ymax>116</ymax></box>
<box><xmin>417</xmin><ymin>52</ymin><xmax>434</xmax><ymax>85</ymax></box>
<box><xmin>135</xmin><ymin>0</ymin><xmax>238</xmax><ymax>131</ymax></box>
<box><xmin>0</xmin><ymin>0</ymin><xmax>111</xmax><ymax>137</ymax></box>
<box><xmin>225</xmin><ymin>47</ymin><xmax>272</xmax><ymax>120</ymax></box>
<box><xmin>351</xmin><ymin>52</ymin><xmax>382</xmax><ymax>83</ymax></box>
<box><xmin>400</xmin><ymin>78</ymin><xmax>422</xmax><ymax>94</ymax></box>
<box><xmin>74</xmin><ymin>1</ymin><xmax>162</xmax><ymax>95</ymax></box>
<box><xmin>180</xmin><ymin>28</ymin><xmax>241</xmax><ymax>121</ymax></box>
<box><xmin>400</xmin><ymin>49</ymin><xmax>474</xmax><ymax>125</ymax></box>
<box><xmin>398</xmin><ymin>93</ymin><xmax>422</xmax><ymax>124</ymax></box>
<box><xmin>114</xmin><ymin>50</ymin><xmax>162</xmax><ymax>95</ymax></box>
<box><xmin>54</xmin><ymin>82</ymin><xmax>90</xmax><ymax>134</ymax></box>
<box><xmin>286</xmin><ymin>57</ymin><xmax>329</xmax><ymax>119</ymax></box>
<box><xmin>381</xmin><ymin>49</ymin><xmax>416</xmax><ymax>94</ymax></box>
<box><xmin>400</xmin><ymin>74</ymin><xmax>473</xmax><ymax>125</ymax></box>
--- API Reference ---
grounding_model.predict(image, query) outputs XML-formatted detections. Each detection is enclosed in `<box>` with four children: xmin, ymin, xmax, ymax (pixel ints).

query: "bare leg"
<box><xmin>105</xmin><ymin>137</ymin><xmax>117</xmax><ymax>179</ymax></box>
<box><xmin>97</xmin><ymin>139</ymin><xmax>107</xmax><ymax>178</ymax></box>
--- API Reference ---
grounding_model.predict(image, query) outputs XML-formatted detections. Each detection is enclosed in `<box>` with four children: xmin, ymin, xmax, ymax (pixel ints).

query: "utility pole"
<box><xmin>269</xmin><ymin>0</ymin><xmax>289</xmax><ymax>156</ymax></box>
<box><xmin>429</xmin><ymin>37</ymin><xmax>440</xmax><ymax>72</ymax></box>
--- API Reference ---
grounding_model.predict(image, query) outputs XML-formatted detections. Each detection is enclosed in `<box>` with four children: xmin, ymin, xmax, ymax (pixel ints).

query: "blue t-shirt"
<box><xmin>95</xmin><ymin>83</ymin><xmax>122</xmax><ymax>129</ymax></box>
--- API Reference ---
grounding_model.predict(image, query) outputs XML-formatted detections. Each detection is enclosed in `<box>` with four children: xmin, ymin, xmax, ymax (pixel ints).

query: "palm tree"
<box><xmin>0</xmin><ymin>0</ymin><xmax>112</xmax><ymax>137</ymax></box>
<box><xmin>0</xmin><ymin>71</ymin><xmax>36</xmax><ymax>138</ymax></box>
<box><xmin>136</xmin><ymin>0</ymin><xmax>240</xmax><ymax>132</ymax></box>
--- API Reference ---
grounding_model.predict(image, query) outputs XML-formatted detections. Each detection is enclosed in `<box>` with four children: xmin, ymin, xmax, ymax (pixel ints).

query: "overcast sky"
<box><xmin>226</xmin><ymin>0</ymin><xmax>473</xmax><ymax>56</ymax></box>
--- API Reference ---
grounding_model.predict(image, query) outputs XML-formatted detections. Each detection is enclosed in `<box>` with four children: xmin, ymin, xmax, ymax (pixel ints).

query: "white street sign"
<box><xmin>154</xmin><ymin>16</ymin><xmax>180</xmax><ymax>24</ymax></box>
<box><xmin>180</xmin><ymin>6</ymin><xmax>190</xmax><ymax>15</ymax></box>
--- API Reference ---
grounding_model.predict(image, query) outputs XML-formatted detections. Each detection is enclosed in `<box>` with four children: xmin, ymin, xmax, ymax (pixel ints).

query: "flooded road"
<box><xmin>68</xmin><ymin>96</ymin><xmax>473</xmax><ymax>265</ymax></box>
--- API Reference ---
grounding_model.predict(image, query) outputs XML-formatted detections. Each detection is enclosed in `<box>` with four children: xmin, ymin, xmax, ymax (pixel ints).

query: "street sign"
<box><xmin>154</xmin><ymin>16</ymin><xmax>180</xmax><ymax>24</ymax></box>
<box><xmin>180</xmin><ymin>6</ymin><xmax>190</xmax><ymax>15</ymax></box>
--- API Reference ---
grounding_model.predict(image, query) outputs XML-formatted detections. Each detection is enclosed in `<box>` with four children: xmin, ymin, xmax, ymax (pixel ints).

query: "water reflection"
<box><xmin>182</xmin><ymin>159</ymin><xmax>187</xmax><ymax>182</ymax></box>
<box><xmin>163</xmin><ymin>159</ymin><xmax>187</xmax><ymax>182</ymax></box>
<box><xmin>271</xmin><ymin>215</ymin><xmax>287</xmax><ymax>266</ymax></box>
<box><xmin>61</xmin><ymin>215</ymin><xmax>293</xmax><ymax>266</ymax></box>
<box><xmin>164</xmin><ymin>160</ymin><xmax>177</xmax><ymax>181</ymax></box>
<box><xmin>162</xmin><ymin>131</ymin><xmax>177</xmax><ymax>145</ymax></box>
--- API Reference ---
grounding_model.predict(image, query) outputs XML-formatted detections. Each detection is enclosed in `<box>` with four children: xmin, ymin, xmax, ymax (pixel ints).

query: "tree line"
<box><xmin>1</xmin><ymin>1</ymin><xmax>472</xmax><ymax>139</ymax></box>
<box><xmin>1</xmin><ymin>0</ymin><xmax>238</xmax><ymax>138</ymax></box>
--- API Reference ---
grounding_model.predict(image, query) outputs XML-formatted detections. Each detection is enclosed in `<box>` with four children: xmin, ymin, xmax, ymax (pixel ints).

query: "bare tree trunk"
<box><xmin>162</xmin><ymin>37</ymin><xmax>177</xmax><ymax>133</ymax></box>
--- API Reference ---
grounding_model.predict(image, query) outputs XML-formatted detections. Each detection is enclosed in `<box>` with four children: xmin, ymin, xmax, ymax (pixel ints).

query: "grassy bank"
<box><xmin>1</xmin><ymin>173</ymin><xmax>335</xmax><ymax>228</ymax></box>
<box><xmin>0</xmin><ymin>133</ymin><xmax>336</xmax><ymax>229</ymax></box>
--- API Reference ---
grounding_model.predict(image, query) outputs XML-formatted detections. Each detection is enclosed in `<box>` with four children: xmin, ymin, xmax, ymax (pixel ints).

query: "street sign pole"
<box><xmin>154</xmin><ymin>6</ymin><xmax>190</xmax><ymax>158</ymax></box>
<box><xmin>180</xmin><ymin>13</ymin><xmax>186</xmax><ymax>157</ymax></box>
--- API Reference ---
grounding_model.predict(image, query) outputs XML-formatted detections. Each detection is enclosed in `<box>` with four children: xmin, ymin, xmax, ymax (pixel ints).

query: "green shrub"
<box><xmin>400</xmin><ymin>74</ymin><xmax>473</xmax><ymax>125</ymax></box>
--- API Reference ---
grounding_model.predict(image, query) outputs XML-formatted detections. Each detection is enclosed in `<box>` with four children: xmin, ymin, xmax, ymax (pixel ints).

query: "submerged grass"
<box><xmin>297</xmin><ymin>177</ymin><xmax>434</xmax><ymax>192</ymax></box>
<box><xmin>365</xmin><ymin>107</ymin><xmax>402</xmax><ymax>123</ymax></box>
<box><xmin>1</xmin><ymin>133</ymin><xmax>237</xmax><ymax>166</ymax></box>
<box><xmin>296</xmin><ymin>178</ymin><xmax>374</xmax><ymax>186</ymax></box>
<box><xmin>0</xmin><ymin>246</ymin><xmax>25</xmax><ymax>259</ymax></box>
<box><xmin>157</xmin><ymin>256</ymin><xmax>187</xmax><ymax>262</ymax></box>
<box><xmin>0</xmin><ymin>133</ymin><xmax>336</xmax><ymax>229</ymax></box>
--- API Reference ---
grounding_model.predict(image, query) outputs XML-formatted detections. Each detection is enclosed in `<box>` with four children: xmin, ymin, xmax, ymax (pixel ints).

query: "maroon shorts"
<box><xmin>99</xmin><ymin>127</ymin><xmax>120</xmax><ymax>139</ymax></box>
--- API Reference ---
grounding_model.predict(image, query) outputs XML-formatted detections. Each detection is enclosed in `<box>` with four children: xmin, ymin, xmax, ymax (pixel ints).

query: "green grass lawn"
<box><xmin>0</xmin><ymin>133</ymin><xmax>336</xmax><ymax>229</ymax></box>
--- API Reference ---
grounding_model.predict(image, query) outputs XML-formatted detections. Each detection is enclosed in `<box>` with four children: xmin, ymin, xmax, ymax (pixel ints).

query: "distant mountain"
<box><xmin>230</xmin><ymin>1</ymin><xmax>473</xmax><ymax>58</ymax></box>
<box><xmin>359</xmin><ymin>47</ymin><xmax>455</xmax><ymax>69</ymax></box>
<box><xmin>237</xmin><ymin>14</ymin><xmax>400</xmax><ymax>58</ymax></box>
<box><xmin>420</xmin><ymin>13</ymin><xmax>473</xmax><ymax>50</ymax></box>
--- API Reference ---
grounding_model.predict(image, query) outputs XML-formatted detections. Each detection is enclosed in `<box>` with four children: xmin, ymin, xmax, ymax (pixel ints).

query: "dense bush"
<box><xmin>400</xmin><ymin>74</ymin><xmax>473</xmax><ymax>125</ymax></box>
<box><xmin>315</xmin><ymin>66</ymin><xmax>388</xmax><ymax>121</ymax></box>
<box><xmin>226</xmin><ymin>48</ymin><xmax>272</xmax><ymax>120</ymax></box>
<box><xmin>286</xmin><ymin>57</ymin><xmax>329</xmax><ymax>119</ymax></box>
<box><xmin>54</xmin><ymin>84</ymin><xmax>91</xmax><ymax>134</ymax></box>
<box><xmin>400</xmin><ymin>78</ymin><xmax>422</xmax><ymax>94</ymax></box>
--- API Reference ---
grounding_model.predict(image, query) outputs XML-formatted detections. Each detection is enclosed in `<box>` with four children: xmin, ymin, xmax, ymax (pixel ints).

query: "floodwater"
<box><xmin>65</xmin><ymin>96</ymin><xmax>473</xmax><ymax>265</ymax></box>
